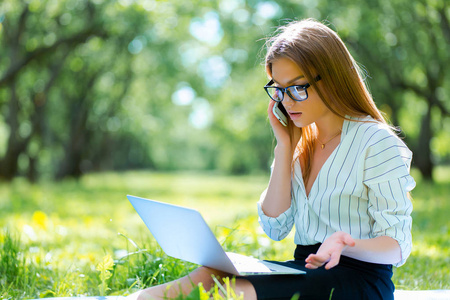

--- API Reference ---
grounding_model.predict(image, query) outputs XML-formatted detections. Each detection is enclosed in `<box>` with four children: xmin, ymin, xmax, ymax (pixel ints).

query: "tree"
<box><xmin>1</xmin><ymin>0</ymin><xmax>448</xmax><ymax>181</ymax></box>
<box><xmin>0</xmin><ymin>0</ymin><xmax>107</xmax><ymax>180</ymax></box>
<box><xmin>348</xmin><ymin>0</ymin><xmax>449</xmax><ymax>180</ymax></box>
<box><xmin>0</xmin><ymin>0</ymin><xmax>149</xmax><ymax>180</ymax></box>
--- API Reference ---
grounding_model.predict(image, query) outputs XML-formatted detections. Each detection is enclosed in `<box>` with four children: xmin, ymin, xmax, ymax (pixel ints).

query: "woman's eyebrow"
<box><xmin>272</xmin><ymin>75</ymin><xmax>305</xmax><ymax>86</ymax></box>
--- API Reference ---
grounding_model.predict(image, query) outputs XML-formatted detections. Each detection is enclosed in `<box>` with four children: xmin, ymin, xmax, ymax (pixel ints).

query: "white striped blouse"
<box><xmin>257</xmin><ymin>116</ymin><xmax>416</xmax><ymax>267</ymax></box>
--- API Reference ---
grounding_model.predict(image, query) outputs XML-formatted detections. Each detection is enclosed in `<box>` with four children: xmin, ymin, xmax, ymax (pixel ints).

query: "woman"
<box><xmin>129</xmin><ymin>18</ymin><xmax>415</xmax><ymax>300</ymax></box>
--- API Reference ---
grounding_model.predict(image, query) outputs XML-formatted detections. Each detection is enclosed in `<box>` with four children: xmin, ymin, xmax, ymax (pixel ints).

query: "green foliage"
<box><xmin>1</xmin><ymin>0</ymin><xmax>447</xmax><ymax>181</ymax></box>
<box><xmin>97</xmin><ymin>254</ymin><xmax>115</xmax><ymax>296</ymax></box>
<box><xmin>393</xmin><ymin>168</ymin><xmax>450</xmax><ymax>289</ymax></box>
<box><xmin>0</xmin><ymin>230</ymin><xmax>25</xmax><ymax>295</ymax></box>
<box><xmin>209</xmin><ymin>277</ymin><xmax>244</xmax><ymax>300</ymax></box>
<box><xmin>0</xmin><ymin>229</ymin><xmax>42</xmax><ymax>298</ymax></box>
<box><xmin>0</xmin><ymin>229</ymin><xmax>20</xmax><ymax>285</ymax></box>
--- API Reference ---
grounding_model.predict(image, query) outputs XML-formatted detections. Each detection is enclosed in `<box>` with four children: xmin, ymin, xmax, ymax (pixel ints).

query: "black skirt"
<box><xmin>241</xmin><ymin>244</ymin><xmax>394</xmax><ymax>300</ymax></box>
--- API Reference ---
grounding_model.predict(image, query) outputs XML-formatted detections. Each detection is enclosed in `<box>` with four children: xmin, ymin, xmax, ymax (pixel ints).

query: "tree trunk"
<box><xmin>55</xmin><ymin>103</ymin><xmax>90</xmax><ymax>180</ymax></box>
<box><xmin>0</xmin><ymin>82</ymin><xmax>30</xmax><ymax>181</ymax></box>
<box><xmin>415</xmin><ymin>103</ymin><xmax>434</xmax><ymax>180</ymax></box>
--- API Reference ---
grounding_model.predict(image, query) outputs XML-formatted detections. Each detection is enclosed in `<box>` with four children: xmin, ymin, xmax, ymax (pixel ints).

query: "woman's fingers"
<box><xmin>304</xmin><ymin>253</ymin><xmax>329</xmax><ymax>269</ymax></box>
<box><xmin>344</xmin><ymin>234</ymin><xmax>356</xmax><ymax>247</ymax></box>
<box><xmin>324</xmin><ymin>251</ymin><xmax>341</xmax><ymax>270</ymax></box>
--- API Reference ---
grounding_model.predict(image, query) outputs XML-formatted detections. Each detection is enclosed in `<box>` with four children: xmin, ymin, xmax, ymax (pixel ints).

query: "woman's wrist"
<box><xmin>341</xmin><ymin>236</ymin><xmax>401</xmax><ymax>265</ymax></box>
<box><xmin>274</xmin><ymin>143</ymin><xmax>292</xmax><ymax>155</ymax></box>
<box><xmin>274</xmin><ymin>143</ymin><xmax>296</xmax><ymax>163</ymax></box>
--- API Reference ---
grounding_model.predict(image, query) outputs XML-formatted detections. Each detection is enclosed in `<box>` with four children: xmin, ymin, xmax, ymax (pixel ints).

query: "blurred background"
<box><xmin>0</xmin><ymin>0</ymin><xmax>449</xmax><ymax>182</ymax></box>
<box><xmin>1</xmin><ymin>1</ymin><xmax>449</xmax><ymax>297</ymax></box>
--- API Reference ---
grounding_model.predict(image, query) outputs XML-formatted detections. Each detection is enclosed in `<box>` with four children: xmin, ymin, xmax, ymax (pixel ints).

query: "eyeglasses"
<box><xmin>264</xmin><ymin>75</ymin><xmax>321</xmax><ymax>102</ymax></box>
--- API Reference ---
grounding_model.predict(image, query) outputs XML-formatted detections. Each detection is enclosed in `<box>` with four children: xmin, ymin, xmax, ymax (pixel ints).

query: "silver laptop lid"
<box><xmin>127</xmin><ymin>195</ymin><xmax>239</xmax><ymax>275</ymax></box>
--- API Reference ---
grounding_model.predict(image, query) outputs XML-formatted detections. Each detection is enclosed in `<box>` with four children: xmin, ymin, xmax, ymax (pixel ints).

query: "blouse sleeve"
<box><xmin>257</xmin><ymin>189</ymin><xmax>295</xmax><ymax>241</ymax></box>
<box><xmin>363</xmin><ymin>128</ymin><xmax>416</xmax><ymax>267</ymax></box>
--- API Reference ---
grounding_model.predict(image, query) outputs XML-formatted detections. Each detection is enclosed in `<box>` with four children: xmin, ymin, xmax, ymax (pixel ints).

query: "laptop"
<box><xmin>127</xmin><ymin>195</ymin><xmax>305</xmax><ymax>276</ymax></box>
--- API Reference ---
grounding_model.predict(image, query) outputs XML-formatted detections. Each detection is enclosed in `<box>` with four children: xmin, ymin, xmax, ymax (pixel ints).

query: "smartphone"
<box><xmin>272</xmin><ymin>102</ymin><xmax>288</xmax><ymax>127</ymax></box>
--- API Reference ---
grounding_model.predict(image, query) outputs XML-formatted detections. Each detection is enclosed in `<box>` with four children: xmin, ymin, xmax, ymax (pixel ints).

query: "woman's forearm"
<box><xmin>260</xmin><ymin>145</ymin><xmax>293</xmax><ymax>218</ymax></box>
<box><xmin>343</xmin><ymin>236</ymin><xmax>402</xmax><ymax>265</ymax></box>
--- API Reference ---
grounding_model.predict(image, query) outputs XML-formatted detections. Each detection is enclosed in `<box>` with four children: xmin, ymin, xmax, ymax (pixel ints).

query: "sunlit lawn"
<box><xmin>1</xmin><ymin>168</ymin><xmax>449</xmax><ymax>299</ymax></box>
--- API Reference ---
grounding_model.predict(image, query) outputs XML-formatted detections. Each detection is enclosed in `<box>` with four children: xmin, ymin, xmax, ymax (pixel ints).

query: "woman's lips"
<box><xmin>288</xmin><ymin>111</ymin><xmax>302</xmax><ymax>120</ymax></box>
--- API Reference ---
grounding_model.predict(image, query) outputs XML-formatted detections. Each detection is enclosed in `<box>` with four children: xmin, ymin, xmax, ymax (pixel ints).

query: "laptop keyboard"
<box><xmin>226</xmin><ymin>252</ymin><xmax>274</xmax><ymax>273</ymax></box>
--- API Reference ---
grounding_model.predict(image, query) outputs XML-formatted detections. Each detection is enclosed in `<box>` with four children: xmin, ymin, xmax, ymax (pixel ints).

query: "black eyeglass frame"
<box><xmin>264</xmin><ymin>75</ymin><xmax>322</xmax><ymax>102</ymax></box>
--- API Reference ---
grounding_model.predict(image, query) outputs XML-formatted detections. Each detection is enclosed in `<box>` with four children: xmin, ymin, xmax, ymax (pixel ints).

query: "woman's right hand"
<box><xmin>267</xmin><ymin>100</ymin><xmax>301</xmax><ymax>153</ymax></box>
<box><xmin>262</xmin><ymin>100</ymin><xmax>298</xmax><ymax>217</ymax></box>
<box><xmin>268</xmin><ymin>100</ymin><xmax>291</xmax><ymax>145</ymax></box>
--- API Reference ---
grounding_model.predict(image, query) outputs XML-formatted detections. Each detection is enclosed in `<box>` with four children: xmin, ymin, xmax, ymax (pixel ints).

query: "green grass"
<box><xmin>393</xmin><ymin>167</ymin><xmax>450</xmax><ymax>290</ymax></box>
<box><xmin>0</xmin><ymin>168</ymin><xmax>449</xmax><ymax>299</ymax></box>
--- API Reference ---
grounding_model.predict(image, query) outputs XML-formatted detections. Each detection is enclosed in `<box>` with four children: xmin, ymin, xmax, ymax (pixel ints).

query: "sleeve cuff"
<box><xmin>257</xmin><ymin>199</ymin><xmax>294</xmax><ymax>241</ymax></box>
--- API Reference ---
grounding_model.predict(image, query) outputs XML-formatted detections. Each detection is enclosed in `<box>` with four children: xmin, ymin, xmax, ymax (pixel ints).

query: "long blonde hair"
<box><xmin>265</xmin><ymin>19</ymin><xmax>387</xmax><ymax>183</ymax></box>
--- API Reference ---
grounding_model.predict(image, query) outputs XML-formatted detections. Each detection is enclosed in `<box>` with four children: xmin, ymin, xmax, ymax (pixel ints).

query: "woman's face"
<box><xmin>270</xmin><ymin>57</ymin><xmax>333</xmax><ymax>128</ymax></box>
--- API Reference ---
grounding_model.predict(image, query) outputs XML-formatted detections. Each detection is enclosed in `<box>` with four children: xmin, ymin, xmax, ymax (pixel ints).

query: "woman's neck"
<box><xmin>315</xmin><ymin>114</ymin><xmax>344</xmax><ymax>141</ymax></box>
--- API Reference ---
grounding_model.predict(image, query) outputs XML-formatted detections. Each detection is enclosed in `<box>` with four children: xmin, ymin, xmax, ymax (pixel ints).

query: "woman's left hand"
<box><xmin>305</xmin><ymin>231</ymin><xmax>356</xmax><ymax>270</ymax></box>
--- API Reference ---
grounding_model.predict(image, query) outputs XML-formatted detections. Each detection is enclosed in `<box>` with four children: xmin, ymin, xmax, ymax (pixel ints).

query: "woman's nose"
<box><xmin>282</xmin><ymin>93</ymin><xmax>295</xmax><ymax>107</ymax></box>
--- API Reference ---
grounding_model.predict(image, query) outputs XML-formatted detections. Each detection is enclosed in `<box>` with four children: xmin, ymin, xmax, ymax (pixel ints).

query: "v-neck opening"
<box><xmin>295</xmin><ymin>119</ymin><xmax>349</xmax><ymax>200</ymax></box>
<box><xmin>305</xmin><ymin>141</ymin><xmax>341</xmax><ymax>198</ymax></box>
